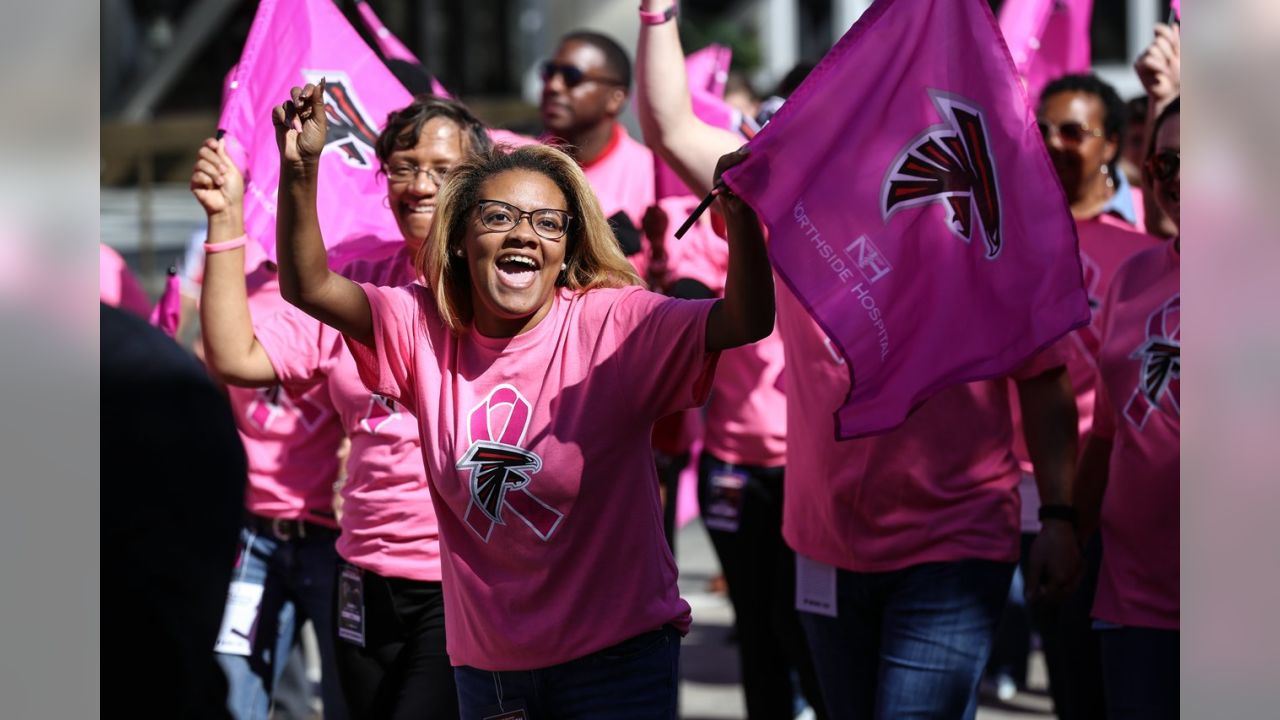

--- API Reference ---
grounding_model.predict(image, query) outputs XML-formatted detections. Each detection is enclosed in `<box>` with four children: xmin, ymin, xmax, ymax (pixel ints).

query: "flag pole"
<box><xmin>674</xmin><ymin>182</ymin><xmax>723</xmax><ymax>239</ymax></box>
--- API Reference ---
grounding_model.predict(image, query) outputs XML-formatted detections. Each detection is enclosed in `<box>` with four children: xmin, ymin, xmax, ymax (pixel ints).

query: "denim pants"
<box><xmin>697</xmin><ymin>452</ymin><xmax>826</xmax><ymax>719</ymax></box>
<box><xmin>454</xmin><ymin>625</ymin><xmax>681</xmax><ymax>719</ymax></box>
<box><xmin>799</xmin><ymin>558</ymin><xmax>1015</xmax><ymax>719</ymax></box>
<box><xmin>215</xmin><ymin>524</ymin><xmax>348</xmax><ymax>720</ymax></box>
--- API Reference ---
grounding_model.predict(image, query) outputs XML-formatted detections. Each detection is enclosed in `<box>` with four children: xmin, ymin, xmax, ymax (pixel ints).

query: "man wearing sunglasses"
<box><xmin>538</xmin><ymin>30</ymin><xmax>662</xmax><ymax>271</ymax></box>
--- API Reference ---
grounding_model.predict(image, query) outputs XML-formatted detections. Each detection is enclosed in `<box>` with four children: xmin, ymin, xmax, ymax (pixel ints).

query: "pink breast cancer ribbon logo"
<box><xmin>1124</xmin><ymin>293</ymin><xmax>1180</xmax><ymax>429</ymax></box>
<box><xmin>457</xmin><ymin>385</ymin><xmax>564</xmax><ymax>543</ymax></box>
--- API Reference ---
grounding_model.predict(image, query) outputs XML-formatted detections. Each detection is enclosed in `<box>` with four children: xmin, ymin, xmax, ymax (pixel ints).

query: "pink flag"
<box><xmin>220</xmin><ymin>0</ymin><xmax>411</xmax><ymax>261</ymax></box>
<box><xmin>999</xmin><ymin>0</ymin><xmax>1093</xmax><ymax>105</ymax></box>
<box><xmin>148</xmin><ymin>269</ymin><xmax>182</xmax><ymax>338</ymax></box>
<box><xmin>722</xmin><ymin>0</ymin><xmax>1089</xmax><ymax>438</ymax></box>
<box><xmin>656</xmin><ymin>44</ymin><xmax>744</xmax><ymax>198</ymax></box>
<box><xmin>353</xmin><ymin>0</ymin><xmax>452</xmax><ymax>97</ymax></box>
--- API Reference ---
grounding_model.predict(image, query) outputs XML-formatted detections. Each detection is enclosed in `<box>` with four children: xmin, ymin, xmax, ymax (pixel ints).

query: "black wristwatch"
<box><xmin>1038</xmin><ymin>504</ymin><xmax>1079</xmax><ymax>528</ymax></box>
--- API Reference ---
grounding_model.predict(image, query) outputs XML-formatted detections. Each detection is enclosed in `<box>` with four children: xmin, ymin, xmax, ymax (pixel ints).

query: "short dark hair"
<box><xmin>375</xmin><ymin>95</ymin><xmax>491</xmax><ymax>166</ymax></box>
<box><xmin>1040</xmin><ymin>73</ymin><xmax>1127</xmax><ymax>173</ymax></box>
<box><xmin>561</xmin><ymin>30</ymin><xmax>632</xmax><ymax>89</ymax></box>
<box><xmin>1040</xmin><ymin>73</ymin><xmax>1127</xmax><ymax>140</ymax></box>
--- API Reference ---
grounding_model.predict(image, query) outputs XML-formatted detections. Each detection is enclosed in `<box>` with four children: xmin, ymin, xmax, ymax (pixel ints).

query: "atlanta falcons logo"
<box><xmin>457</xmin><ymin>385</ymin><xmax>563</xmax><ymax>543</ymax></box>
<box><xmin>882</xmin><ymin>91</ymin><xmax>1003</xmax><ymax>258</ymax></box>
<box><xmin>457</xmin><ymin>441</ymin><xmax>542</xmax><ymax>523</ymax></box>
<box><xmin>303</xmin><ymin>71</ymin><xmax>381</xmax><ymax>168</ymax></box>
<box><xmin>1124</xmin><ymin>294</ymin><xmax>1180</xmax><ymax>429</ymax></box>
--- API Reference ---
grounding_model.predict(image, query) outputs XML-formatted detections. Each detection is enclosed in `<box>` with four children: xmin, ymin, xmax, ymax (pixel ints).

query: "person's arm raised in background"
<box><xmin>272</xmin><ymin>80</ymin><xmax>375</xmax><ymax>346</ymax></box>
<box><xmin>635</xmin><ymin>0</ymin><xmax>742</xmax><ymax>197</ymax></box>
<box><xmin>190</xmin><ymin>137</ymin><xmax>278</xmax><ymax>386</ymax></box>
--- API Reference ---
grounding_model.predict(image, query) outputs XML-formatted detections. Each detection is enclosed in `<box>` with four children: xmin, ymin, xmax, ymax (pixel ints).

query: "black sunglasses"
<box><xmin>540</xmin><ymin>61</ymin><xmax>625</xmax><ymax>88</ymax></box>
<box><xmin>1147</xmin><ymin>149</ymin><xmax>1180</xmax><ymax>183</ymax></box>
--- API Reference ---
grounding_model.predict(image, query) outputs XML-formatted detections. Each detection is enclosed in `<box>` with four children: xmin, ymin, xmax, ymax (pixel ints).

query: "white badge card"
<box><xmin>795</xmin><ymin>554</ymin><xmax>838</xmax><ymax>618</ymax></box>
<box><xmin>705</xmin><ymin>469</ymin><xmax>748</xmax><ymax>533</ymax></box>
<box><xmin>337</xmin><ymin>563</ymin><xmax>366</xmax><ymax>647</ymax></box>
<box><xmin>214</xmin><ymin>580</ymin><xmax>265</xmax><ymax>656</ymax></box>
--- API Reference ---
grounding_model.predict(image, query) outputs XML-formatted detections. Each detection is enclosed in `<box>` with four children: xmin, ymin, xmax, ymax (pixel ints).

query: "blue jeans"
<box><xmin>454</xmin><ymin>626</ymin><xmax>681</xmax><ymax>719</ymax></box>
<box><xmin>799</xmin><ymin>559</ymin><xmax>1015</xmax><ymax>719</ymax></box>
<box><xmin>216</xmin><ymin>525</ymin><xmax>348</xmax><ymax>720</ymax></box>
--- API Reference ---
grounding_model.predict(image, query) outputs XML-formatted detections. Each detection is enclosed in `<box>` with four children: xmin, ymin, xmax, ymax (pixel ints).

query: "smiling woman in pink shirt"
<box><xmin>271</xmin><ymin>80</ymin><xmax>773</xmax><ymax>719</ymax></box>
<box><xmin>194</xmin><ymin>95</ymin><xmax>492</xmax><ymax>719</ymax></box>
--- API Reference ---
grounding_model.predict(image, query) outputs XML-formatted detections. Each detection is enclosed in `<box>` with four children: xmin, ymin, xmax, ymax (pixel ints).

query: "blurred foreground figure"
<box><xmin>101</xmin><ymin>304</ymin><xmax>245</xmax><ymax>718</ymax></box>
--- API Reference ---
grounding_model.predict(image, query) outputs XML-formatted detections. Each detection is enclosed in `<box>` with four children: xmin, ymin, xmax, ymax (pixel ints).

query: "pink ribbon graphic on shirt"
<box><xmin>458</xmin><ymin>385</ymin><xmax>564</xmax><ymax>543</ymax></box>
<box><xmin>1124</xmin><ymin>294</ymin><xmax>1180</xmax><ymax>429</ymax></box>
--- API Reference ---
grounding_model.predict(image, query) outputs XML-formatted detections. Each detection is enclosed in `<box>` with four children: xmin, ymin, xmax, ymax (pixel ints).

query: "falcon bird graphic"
<box><xmin>457</xmin><ymin>440</ymin><xmax>543</xmax><ymax>524</ymax></box>
<box><xmin>882</xmin><ymin>92</ymin><xmax>1003</xmax><ymax>258</ymax></box>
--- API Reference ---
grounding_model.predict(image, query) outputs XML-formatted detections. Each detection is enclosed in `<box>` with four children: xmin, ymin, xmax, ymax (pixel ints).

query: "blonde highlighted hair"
<box><xmin>417</xmin><ymin>143</ymin><xmax>642</xmax><ymax>332</ymax></box>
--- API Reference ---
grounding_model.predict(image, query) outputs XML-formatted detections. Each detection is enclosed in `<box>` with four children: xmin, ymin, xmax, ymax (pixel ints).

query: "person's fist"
<box><xmin>190</xmin><ymin>137</ymin><xmax>245</xmax><ymax>218</ymax></box>
<box><xmin>712</xmin><ymin>146</ymin><xmax>752</xmax><ymax>216</ymax></box>
<box><xmin>272</xmin><ymin>79</ymin><xmax>329</xmax><ymax>169</ymax></box>
<box><xmin>1135</xmin><ymin>23</ymin><xmax>1180</xmax><ymax>108</ymax></box>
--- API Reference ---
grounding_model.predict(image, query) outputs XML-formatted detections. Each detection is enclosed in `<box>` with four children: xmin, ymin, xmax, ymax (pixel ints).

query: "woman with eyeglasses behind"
<box><xmin>194</xmin><ymin>95</ymin><xmax>491</xmax><ymax>719</ymax></box>
<box><xmin>272</xmin><ymin>79</ymin><xmax>773</xmax><ymax>718</ymax></box>
<box><xmin>986</xmin><ymin>73</ymin><xmax>1167</xmax><ymax>711</ymax></box>
<box><xmin>1073</xmin><ymin>96</ymin><xmax>1180</xmax><ymax>720</ymax></box>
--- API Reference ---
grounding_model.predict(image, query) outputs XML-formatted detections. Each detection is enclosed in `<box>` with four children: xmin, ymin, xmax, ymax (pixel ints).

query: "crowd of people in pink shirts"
<box><xmin>102</xmin><ymin>5</ymin><xmax>1180</xmax><ymax>720</ymax></box>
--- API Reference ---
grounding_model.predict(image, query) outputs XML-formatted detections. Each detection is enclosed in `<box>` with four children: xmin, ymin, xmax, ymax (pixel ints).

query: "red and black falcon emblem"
<box><xmin>882</xmin><ymin>92</ymin><xmax>1003</xmax><ymax>259</ymax></box>
<box><xmin>314</xmin><ymin>76</ymin><xmax>380</xmax><ymax>168</ymax></box>
<box><xmin>457</xmin><ymin>440</ymin><xmax>543</xmax><ymax>524</ymax></box>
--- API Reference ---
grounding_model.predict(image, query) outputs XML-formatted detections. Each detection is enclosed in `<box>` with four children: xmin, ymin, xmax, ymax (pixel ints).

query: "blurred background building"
<box><xmin>101</xmin><ymin>0</ymin><xmax>1158</xmax><ymax>285</ymax></box>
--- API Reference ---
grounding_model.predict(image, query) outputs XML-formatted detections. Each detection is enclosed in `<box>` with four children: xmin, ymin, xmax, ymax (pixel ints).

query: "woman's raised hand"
<box><xmin>272</xmin><ymin>80</ymin><xmax>330</xmax><ymax>171</ymax></box>
<box><xmin>190</xmin><ymin>137</ymin><xmax>244</xmax><ymax>218</ymax></box>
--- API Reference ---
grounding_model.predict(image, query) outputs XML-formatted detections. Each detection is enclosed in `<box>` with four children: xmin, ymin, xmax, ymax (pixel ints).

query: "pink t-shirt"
<box><xmin>255</xmin><ymin>246</ymin><xmax>442</xmax><ymax>581</ymax></box>
<box><xmin>347</xmin><ymin>283</ymin><xmax>718</xmax><ymax>670</ymax></box>
<box><xmin>675</xmin><ymin>227</ymin><xmax>787</xmax><ymax>467</ymax></box>
<box><xmin>1010</xmin><ymin>218</ymin><xmax>1163</xmax><ymax>479</ymax></box>
<box><xmin>1090</xmin><ymin>242</ymin><xmax>1180</xmax><ymax>630</ymax></box>
<box><xmin>99</xmin><ymin>244</ymin><xmax>152</xmax><ymax>317</ymax></box>
<box><xmin>778</xmin><ymin>283</ymin><xmax>1068</xmax><ymax>572</ymax></box>
<box><xmin>230</xmin><ymin>261</ymin><xmax>345</xmax><ymax>525</ymax></box>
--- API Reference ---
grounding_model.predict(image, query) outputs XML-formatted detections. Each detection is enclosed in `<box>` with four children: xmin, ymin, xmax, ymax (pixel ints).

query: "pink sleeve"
<box><xmin>609</xmin><ymin>288</ymin><xmax>720</xmax><ymax>419</ymax></box>
<box><xmin>1088</xmin><ymin>275</ymin><xmax>1123</xmax><ymax>441</ymax></box>
<box><xmin>254</xmin><ymin>303</ymin><xmax>333</xmax><ymax>386</ymax></box>
<box><xmin>342</xmin><ymin>283</ymin><xmax>421</xmax><ymax>409</ymax></box>
<box><xmin>1010</xmin><ymin>334</ymin><xmax>1072</xmax><ymax>380</ymax></box>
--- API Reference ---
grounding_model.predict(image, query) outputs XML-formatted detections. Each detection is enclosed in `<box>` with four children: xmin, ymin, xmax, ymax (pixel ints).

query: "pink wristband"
<box><xmin>639</xmin><ymin>4</ymin><xmax>677</xmax><ymax>25</ymax></box>
<box><xmin>204</xmin><ymin>235</ymin><xmax>248</xmax><ymax>253</ymax></box>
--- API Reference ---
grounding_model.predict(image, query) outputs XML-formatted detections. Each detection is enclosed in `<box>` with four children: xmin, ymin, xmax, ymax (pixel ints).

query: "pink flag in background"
<box><xmin>722</xmin><ymin>0</ymin><xmax>1089</xmax><ymax>438</ymax></box>
<box><xmin>999</xmin><ymin>0</ymin><xmax>1093</xmax><ymax>106</ymax></box>
<box><xmin>220</xmin><ymin>0</ymin><xmax>411</xmax><ymax>261</ymax></box>
<box><xmin>656</xmin><ymin>44</ymin><xmax>744</xmax><ymax>198</ymax></box>
<box><xmin>148</xmin><ymin>269</ymin><xmax>182</xmax><ymax>338</ymax></box>
<box><xmin>354</xmin><ymin>0</ymin><xmax>452</xmax><ymax>97</ymax></box>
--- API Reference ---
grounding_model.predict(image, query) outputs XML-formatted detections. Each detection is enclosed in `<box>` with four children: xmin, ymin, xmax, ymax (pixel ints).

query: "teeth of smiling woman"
<box><xmin>499</xmin><ymin>255</ymin><xmax>538</xmax><ymax>269</ymax></box>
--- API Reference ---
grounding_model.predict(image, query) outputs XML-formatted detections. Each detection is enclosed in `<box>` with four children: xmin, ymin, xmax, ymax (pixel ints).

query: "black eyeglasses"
<box><xmin>540</xmin><ymin>61</ymin><xmax>625</xmax><ymax>89</ymax></box>
<box><xmin>1147</xmin><ymin>149</ymin><xmax>1180</xmax><ymax>183</ymax></box>
<box><xmin>1037</xmin><ymin>120</ymin><xmax>1105</xmax><ymax>146</ymax></box>
<box><xmin>384</xmin><ymin>162</ymin><xmax>451</xmax><ymax>186</ymax></box>
<box><xmin>475</xmin><ymin>200</ymin><xmax>574</xmax><ymax>241</ymax></box>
